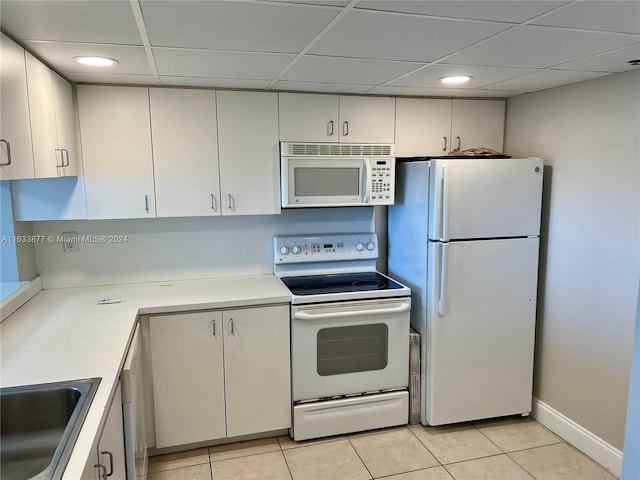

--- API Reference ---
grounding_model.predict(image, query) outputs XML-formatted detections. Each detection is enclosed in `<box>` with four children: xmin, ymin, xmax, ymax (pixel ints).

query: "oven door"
<box><xmin>291</xmin><ymin>297</ymin><xmax>410</xmax><ymax>402</ymax></box>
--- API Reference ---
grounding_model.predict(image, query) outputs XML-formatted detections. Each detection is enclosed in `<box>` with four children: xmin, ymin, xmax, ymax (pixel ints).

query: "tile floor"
<box><xmin>147</xmin><ymin>416</ymin><xmax>617</xmax><ymax>480</ymax></box>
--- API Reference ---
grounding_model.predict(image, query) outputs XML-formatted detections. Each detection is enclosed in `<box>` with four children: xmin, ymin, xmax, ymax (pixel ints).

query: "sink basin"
<box><xmin>1</xmin><ymin>378</ymin><xmax>101</xmax><ymax>480</ymax></box>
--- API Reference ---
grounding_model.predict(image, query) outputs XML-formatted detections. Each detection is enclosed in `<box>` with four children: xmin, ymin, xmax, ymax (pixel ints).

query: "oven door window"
<box><xmin>317</xmin><ymin>323</ymin><xmax>388</xmax><ymax>376</ymax></box>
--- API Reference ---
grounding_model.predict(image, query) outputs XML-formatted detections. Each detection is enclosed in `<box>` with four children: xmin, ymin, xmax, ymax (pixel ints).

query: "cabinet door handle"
<box><xmin>229</xmin><ymin>318</ymin><xmax>234</xmax><ymax>334</ymax></box>
<box><xmin>442</xmin><ymin>137</ymin><xmax>447</xmax><ymax>152</ymax></box>
<box><xmin>342</xmin><ymin>121</ymin><xmax>349</xmax><ymax>136</ymax></box>
<box><xmin>456</xmin><ymin>136</ymin><xmax>461</xmax><ymax>150</ymax></box>
<box><xmin>0</xmin><ymin>139</ymin><xmax>11</xmax><ymax>166</ymax></box>
<box><xmin>210</xmin><ymin>194</ymin><xmax>217</xmax><ymax>212</ymax></box>
<box><xmin>327</xmin><ymin>120</ymin><xmax>334</xmax><ymax>136</ymax></box>
<box><xmin>144</xmin><ymin>195</ymin><xmax>149</xmax><ymax>213</ymax></box>
<box><xmin>95</xmin><ymin>463</ymin><xmax>107</xmax><ymax>480</ymax></box>
<box><xmin>55</xmin><ymin>148</ymin><xmax>64</xmax><ymax>167</ymax></box>
<box><xmin>210</xmin><ymin>319</ymin><xmax>216</xmax><ymax>336</ymax></box>
<box><xmin>101</xmin><ymin>450</ymin><xmax>114</xmax><ymax>477</ymax></box>
<box><xmin>62</xmin><ymin>148</ymin><xmax>70</xmax><ymax>167</ymax></box>
<box><xmin>226</xmin><ymin>194</ymin><xmax>235</xmax><ymax>211</ymax></box>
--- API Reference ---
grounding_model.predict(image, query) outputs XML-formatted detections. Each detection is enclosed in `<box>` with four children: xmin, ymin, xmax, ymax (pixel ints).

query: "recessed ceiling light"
<box><xmin>439</xmin><ymin>75</ymin><xmax>473</xmax><ymax>85</ymax></box>
<box><xmin>73</xmin><ymin>56</ymin><xmax>119</xmax><ymax>67</ymax></box>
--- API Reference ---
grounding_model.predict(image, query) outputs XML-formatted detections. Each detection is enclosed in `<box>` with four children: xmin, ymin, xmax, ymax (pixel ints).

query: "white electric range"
<box><xmin>274</xmin><ymin>233</ymin><xmax>411</xmax><ymax>441</ymax></box>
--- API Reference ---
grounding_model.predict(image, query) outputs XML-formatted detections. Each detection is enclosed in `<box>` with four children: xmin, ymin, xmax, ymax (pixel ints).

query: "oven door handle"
<box><xmin>293</xmin><ymin>303</ymin><xmax>410</xmax><ymax>320</ymax></box>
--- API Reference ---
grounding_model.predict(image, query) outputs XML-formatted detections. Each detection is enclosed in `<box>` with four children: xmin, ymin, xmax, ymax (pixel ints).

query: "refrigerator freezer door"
<box><xmin>425</xmin><ymin>237</ymin><xmax>539</xmax><ymax>426</ymax></box>
<box><xmin>428</xmin><ymin>158</ymin><xmax>543</xmax><ymax>241</ymax></box>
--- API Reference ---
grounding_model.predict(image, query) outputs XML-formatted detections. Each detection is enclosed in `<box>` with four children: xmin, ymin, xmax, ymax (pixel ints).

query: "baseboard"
<box><xmin>532</xmin><ymin>397</ymin><xmax>623</xmax><ymax>478</ymax></box>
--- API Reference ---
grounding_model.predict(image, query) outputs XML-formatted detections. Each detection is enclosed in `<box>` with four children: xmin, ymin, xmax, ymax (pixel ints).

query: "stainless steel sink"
<box><xmin>1</xmin><ymin>378</ymin><xmax>101</xmax><ymax>480</ymax></box>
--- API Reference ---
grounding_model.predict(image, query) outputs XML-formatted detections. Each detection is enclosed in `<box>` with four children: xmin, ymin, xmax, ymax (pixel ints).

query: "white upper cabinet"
<box><xmin>395</xmin><ymin>98</ymin><xmax>453</xmax><ymax>157</ymax></box>
<box><xmin>279</xmin><ymin>93</ymin><xmax>395</xmax><ymax>144</ymax></box>
<box><xmin>217</xmin><ymin>91</ymin><xmax>280</xmax><ymax>216</ymax></box>
<box><xmin>1</xmin><ymin>34</ymin><xmax>35</xmax><ymax>180</ymax></box>
<box><xmin>51</xmin><ymin>71</ymin><xmax>80</xmax><ymax>176</ymax></box>
<box><xmin>77</xmin><ymin>85</ymin><xmax>156</xmax><ymax>219</ymax></box>
<box><xmin>395</xmin><ymin>98</ymin><xmax>505</xmax><ymax>157</ymax></box>
<box><xmin>451</xmin><ymin>99</ymin><xmax>505</xmax><ymax>153</ymax></box>
<box><xmin>338</xmin><ymin>95</ymin><xmax>396</xmax><ymax>144</ymax></box>
<box><xmin>150</xmin><ymin>88</ymin><xmax>220</xmax><ymax>218</ymax></box>
<box><xmin>25</xmin><ymin>52</ymin><xmax>60</xmax><ymax>179</ymax></box>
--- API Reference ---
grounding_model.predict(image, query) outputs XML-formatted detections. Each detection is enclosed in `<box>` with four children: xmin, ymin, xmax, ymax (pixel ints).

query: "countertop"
<box><xmin>0</xmin><ymin>274</ymin><xmax>291</xmax><ymax>479</ymax></box>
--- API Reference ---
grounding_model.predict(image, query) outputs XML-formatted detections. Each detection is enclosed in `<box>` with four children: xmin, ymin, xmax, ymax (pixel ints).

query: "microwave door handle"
<box><xmin>293</xmin><ymin>303</ymin><xmax>410</xmax><ymax>320</ymax></box>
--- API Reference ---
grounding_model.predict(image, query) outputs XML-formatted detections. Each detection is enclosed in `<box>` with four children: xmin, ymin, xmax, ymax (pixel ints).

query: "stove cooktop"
<box><xmin>280</xmin><ymin>271</ymin><xmax>406</xmax><ymax>296</ymax></box>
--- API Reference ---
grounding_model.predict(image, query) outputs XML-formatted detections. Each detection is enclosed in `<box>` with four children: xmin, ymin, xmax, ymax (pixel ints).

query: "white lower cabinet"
<box><xmin>149</xmin><ymin>304</ymin><xmax>290</xmax><ymax>448</ymax></box>
<box><xmin>82</xmin><ymin>383</ymin><xmax>126</xmax><ymax>479</ymax></box>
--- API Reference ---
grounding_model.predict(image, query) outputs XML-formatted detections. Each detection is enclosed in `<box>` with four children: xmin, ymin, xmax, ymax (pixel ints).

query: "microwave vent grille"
<box><xmin>285</xmin><ymin>143</ymin><xmax>392</xmax><ymax>157</ymax></box>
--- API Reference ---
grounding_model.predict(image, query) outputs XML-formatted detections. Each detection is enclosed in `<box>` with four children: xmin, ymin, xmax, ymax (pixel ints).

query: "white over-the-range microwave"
<box><xmin>280</xmin><ymin>142</ymin><xmax>396</xmax><ymax>208</ymax></box>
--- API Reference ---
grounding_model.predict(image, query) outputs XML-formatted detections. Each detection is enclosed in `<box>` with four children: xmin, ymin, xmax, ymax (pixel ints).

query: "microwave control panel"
<box><xmin>369</xmin><ymin>158</ymin><xmax>395</xmax><ymax>205</ymax></box>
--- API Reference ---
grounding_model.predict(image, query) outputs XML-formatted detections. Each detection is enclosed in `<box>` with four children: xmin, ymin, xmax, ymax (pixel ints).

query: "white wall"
<box><xmin>31</xmin><ymin>207</ymin><xmax>375</xmax><ymax>289</ymax></box>
<box><xmin>505</xmin><ymin>70</ymin><xmax>640</xmax><ymax>450</ymax></box>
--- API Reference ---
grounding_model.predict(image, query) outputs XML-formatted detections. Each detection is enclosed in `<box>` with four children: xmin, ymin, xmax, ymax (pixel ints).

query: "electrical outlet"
<box><xmin>62</xmin><ymin>231</ymin><xmax>79</xmax><ymax>253</ymax></box>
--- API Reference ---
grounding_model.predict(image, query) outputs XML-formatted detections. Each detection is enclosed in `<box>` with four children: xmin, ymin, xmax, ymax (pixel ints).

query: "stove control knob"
<box><xmin>291</xmin><ymin>245</ymin><xmax>301</xmax><ymax>255</ymax></box>
<box><xmin>355</xmin><ymin>242</ymin><xmax>364</xmax><ymax>252</ymax></box>
<box><xmin>366</xmin><ymin>242</ymin><xmax>376</xmax><ymax>251</ymax></box>
<box><xmin>280</xmin><ymin>246</ymin><xmax>290</xmax><ymax>256</ymax></box>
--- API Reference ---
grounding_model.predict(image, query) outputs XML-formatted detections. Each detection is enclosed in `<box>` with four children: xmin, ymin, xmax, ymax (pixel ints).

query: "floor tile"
<box><xmin>410</xmin><ymin>424</ymin><xmax>502</xmax><ymax>465</ymax></box>
<box><xmin>383</xmin><ymin>466</ymin><xmax>454</xmax><ymax>480</ymax></box>
<box><xmin>278</xmin><ymin>434</ymin><xmax>346</xmax><ymax>450</ymax></box>
<box><xmin>147</xmin><ymin>448</ymin><xmax>210</xmax><ymax>473</ymax></box>
<box><xmin>212</xmin><ymin>451</ymin><xmax>292</xmax><ymax>480</ymax></box>
<box><xmin>509</xmin><ymin>443</ymin><xmax>616</xmax><ymax>480</ymax></box>
<box><xmin>147</xmin><ymin>463</ymin><xmax>212</xmax><ymax>480</ymax></box>
<box><xmin>445</xmin><ymin>454</ymin><xmax>534</xmax><ymax>480</ymax></box>
<box><xmin>284</xmin><ymin>439</ymin><xmax>371</xmax><ymax>480</ymax></box>
<box><xmin>350</xmin><ymin>428</ymin><xmax>439</xmax><ymax>478</ymax></box>
<box><xmin>209</xmin><ymin>437</ymin><xmax>280</xmax><ymax>462</ymax></box>
<box><xmin>474</xmin><ymin>416</ymin><xmax>562</xmax><ymax>452</ymax></box>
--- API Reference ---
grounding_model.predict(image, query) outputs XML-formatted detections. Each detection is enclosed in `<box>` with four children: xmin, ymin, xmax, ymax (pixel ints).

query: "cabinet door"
<box><xmin>0</xmin><ymin>34</ymin><xmax>35</xmax><ymax>180</ymax></box>
<box><xmin>98</xmin><ymin>383</ymin><xmax>127</xmax><ymax>480</ymax></box>
<box><xmin>279</xmin><ymin>93</ymin><xmax>339</xmax><ymax>142</ymax></box>
<box><xmin>217</xmin><ymin>91</ymin><xmax>280</xmax><ymax>215</ymax></box>
<box><xmin>77</xmin><ymin>86</ymin><xmax>156</xmax><ymax>219</ymax></box>
<box><xmin>149</xmin><ymin>311</ymin><xmax>226</xmax><ymax>448</ymax></box>
<box><xmin>451</xmin><ymin>99</ymin><xmax>505</xmax><ymax>152</ymax></box>
<box><xmin>224</xmin><ymin>305</ymin><xmax>291</xmax><ymax>437</ymax></box>
<box><xmin>52</xmin><ymin>72</ymin><xmax>80</xmax><ymax>176</ymax></box>
<box><xmin>26</xmin><ymin>53</ymin><xmax>60</xmax><ymax>179</ymax></box>
<box><xmin>338</xmin><ymin>96</ymin><xmax>395</xmax><ymax>144</ymax></box>
<box><xmin>150</xmin><ymin>88</ymin><xmax>220</xmax><ymax>217</ymax></box>
<box><xmin>395</xmin><ymin>98</ymin><xmax>452</xmax><ymax>157</ymax></box>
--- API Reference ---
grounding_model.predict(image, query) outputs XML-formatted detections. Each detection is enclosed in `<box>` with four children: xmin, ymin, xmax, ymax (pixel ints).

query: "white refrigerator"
<box><xmin>388</xmin><ymin>157</ymin><xmax>543</xmax><ymax>426</ymax></box>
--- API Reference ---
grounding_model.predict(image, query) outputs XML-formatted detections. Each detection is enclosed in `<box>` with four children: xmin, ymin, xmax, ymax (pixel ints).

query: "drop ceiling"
<box><xmin>1</xmin><ymin>0</ymin><xmax>639</xmax><ymax>98</ymax></box>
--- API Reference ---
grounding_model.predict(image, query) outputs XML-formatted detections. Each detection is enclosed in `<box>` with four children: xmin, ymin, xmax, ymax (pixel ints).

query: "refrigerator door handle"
<box><xmin>441</xmin><ymin>166</ymin><xmax>450</xmax><ymax>241</ymax></box>
<box><xmin>438</xmin><ymin>243</ymin><xmax>449</xmax><ymax>316</ymax></box>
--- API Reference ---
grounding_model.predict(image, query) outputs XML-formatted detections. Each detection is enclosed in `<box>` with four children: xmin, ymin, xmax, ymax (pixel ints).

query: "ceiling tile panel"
<box><xmin>282</xmin><ymin>55</ymin><xmax>422</xmax><ymax>84</ymax></box>
<box><xmin>153</xmin><ymin>48</ymin><xmax>296</xmax><ymax>79</ymax></box>
<box><xmin>532</xmin><ymin>0</ymin><xmax>640</xmax><ymax>34</ymax></box>
<box><xmin>63</xmin><ymin>72</ymin><xmax>158</xmax><ymax>85</ymax></box>
<box><xmin>272</xmin><ymin>81</ymin><xmax>375</xmax><ymax>94</ymax></box>
<box><xmin>139</xmin><ymin>0</ymin><xmax>339</xmax><ymax>53</ymax></box>
<box><xmin>309</xmin><ymin>9</ymin><xmax>511</xmax><ymax>62</ymax></box>
<box><xmin>355</xmin><ymin>1</ymin><xmax>569</xmax><ymax>23</ymax></box>
<box><xmin>366</xmin><ymin>85</ymin><xmax>512</xmax><ymax>97</ymax></box>
<box><xmin>389</xmin><ymin>64</ymin><xmax>538</xmax><ymax>88</ymax></box>
<box><xmin>160</xmin><ymin>77</ymin><xmax>272</xmax><ymax>89</ymax></box>
<box><xmin>556</xmin><ymin>43</ymin><xmax>640</xmax><ymax>73</ymax></box>
<box><xmin>24</xmin><ymin>41</ymin><xmax>152</xmax><ymax>75</ymax></box>
<box><xmin>481</xmin><ymin>69</ymin><xmax>611</xmax><ymax>92</ymax></box>
<box><xmin>444</xmin><ymin>25</ymin><xmax>640</xmax><ymax>68</ymax></box>
<box><xmin>0</xmin><ymin>0</ymin><xmax>142</xmax><ymax>44</ymax></box>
